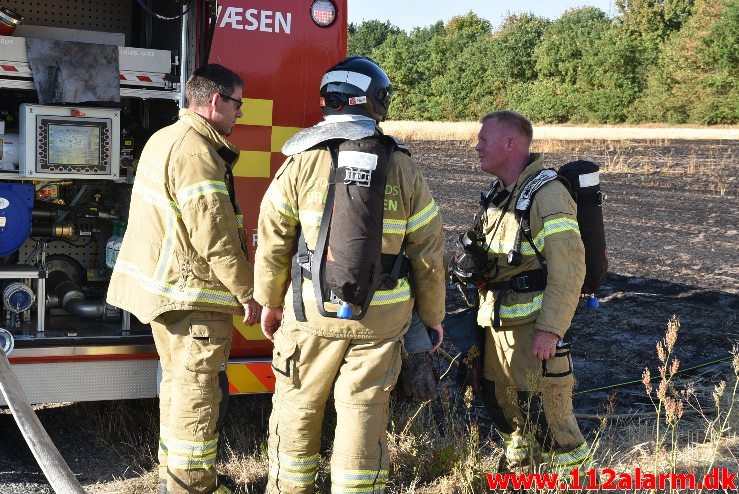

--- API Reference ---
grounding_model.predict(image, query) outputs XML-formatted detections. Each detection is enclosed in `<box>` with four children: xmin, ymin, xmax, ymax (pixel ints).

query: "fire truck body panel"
<box><xmin>0</xmin><ymin>0</ymin><xmax>346</xmax><ymax>405</ymax></box>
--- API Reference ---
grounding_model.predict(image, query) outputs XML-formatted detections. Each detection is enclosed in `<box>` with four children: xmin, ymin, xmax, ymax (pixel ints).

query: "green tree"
<box><xmin>633</xmin><ymin>0</ymin><xmax>738</xmax><ymax>123</ymax></box>
<box><xmin>534</xmin><ymin>7</ymin><xmax>611</xmax><ymax>85</ymax></box>
<box><xmin>578</xmin><ymin>26</ymin><xmax>643</xmax><ymax>122</ymax></box>
<box><xmin>490</xmin><ymin>13</ymin><xmax>551</xmax><ymax>83</ymax></box>
<box><xmin>372</xmin><ymin>24</ymin><xmax>444</xmax><ymax>120</ymax></box>
<box><xmin>347</xmin><ymin>20</ymin><xmax>401</xmax><ymax>57</ymax></box>
<box><xmin>616</xmin><ymin>0</ymin><xmax>694</xmax><ymax>42</ymax></box>
<box><xmin>425</xmin><ymin>13</ymin><xmax>493</xmax><ymax>119</ymax></box>
<box><xmin>527</xmin><ymin>7</ymin><xmax>644</xmax><ymax>122</ymax></box>
<box><xmin>481</xmin><ymin>13</ymin><xmax>551</xmax><ymax>119</ymax></box>
<box><xmin>508</xmin><ymin>80</ymin><xmax>577</xmax><ymax>123</ymax></box>
<box><xmin>346</xmin><ymin>2</ymin><xmax>735</xmax><ymax>124</ymax></box>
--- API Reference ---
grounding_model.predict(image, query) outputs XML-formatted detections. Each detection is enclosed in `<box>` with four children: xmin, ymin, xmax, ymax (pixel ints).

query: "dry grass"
<box><xmin>542</xmin><ymin>140</ymin><xmax>734</xmax><ymax>196</ymax></box>
<box><xmin>78</xmin><ymin>381</ymin><xmax>739</xmax><ymax>493</ymax></box>
<box><xmin>75</xmin><ymin>323</ymin><xmax>738</xmax><ymax>493</ymax></box>
<box><xmin>381</xmin><ymin>121</ymin><xmax>739</xmax><ymax>142</ymax></box>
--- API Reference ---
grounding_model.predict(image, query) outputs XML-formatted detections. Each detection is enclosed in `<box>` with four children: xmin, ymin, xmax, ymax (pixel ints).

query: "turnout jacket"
<box><xmin>255</xmin><ymin>136</ymin><xmax>445</xmax><ymax>339</ymax></box>
<box><xmin>107</xmin><ymin>109</ymin><xmax>254</xmax><ymax>323</ymax></box>
<box><xmin>477</xmin><ymin>154</ymin><xmax>584</xmax><ymax>338</ymax></box>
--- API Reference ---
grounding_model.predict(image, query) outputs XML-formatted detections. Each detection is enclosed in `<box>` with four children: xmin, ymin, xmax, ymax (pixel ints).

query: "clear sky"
<box><xmin>346</xmin><ymin>0</ymin><xmax>617</xmax><ymax>31</ymax></box>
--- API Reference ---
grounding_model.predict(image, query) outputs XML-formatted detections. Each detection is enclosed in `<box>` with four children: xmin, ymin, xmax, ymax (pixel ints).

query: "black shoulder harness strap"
<box><xmin>511</xmin><ymin>169</ymin><xmax>559</xmax><ymax>274</ymax></box>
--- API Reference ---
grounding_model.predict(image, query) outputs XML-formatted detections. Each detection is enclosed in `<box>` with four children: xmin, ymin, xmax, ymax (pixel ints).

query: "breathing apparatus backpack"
<box><xmin>558</xmin><ymin>160</ymin><xmax>608</xmax><ymax>294</ymax></box>
<box><xmin>510</xmin><ymin>160</ymin><xmax>608</xmax><ymax>295</ymax></box>
<box><xmin>450</xmin><ymin>160</ymin><xmax>607</xmax><ymax>298</ymax></box>
<box><xmin>291</xmin><ymin>135</ymin><xmax>410</xmax><ymax>321</ymax></box>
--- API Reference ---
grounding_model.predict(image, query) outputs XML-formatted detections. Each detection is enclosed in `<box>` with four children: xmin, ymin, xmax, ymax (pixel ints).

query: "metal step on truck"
<box><xmin>0</xmin><ymin>0</ymin><xmax>347</xmax><ymax>405</ymax></box>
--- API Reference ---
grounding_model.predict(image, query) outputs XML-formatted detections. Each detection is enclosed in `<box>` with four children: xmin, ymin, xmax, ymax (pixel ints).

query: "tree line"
<box><xmin>348</xmin><ymin>0</ymin><xmax>738</xmax><ymax>124</ymax></box>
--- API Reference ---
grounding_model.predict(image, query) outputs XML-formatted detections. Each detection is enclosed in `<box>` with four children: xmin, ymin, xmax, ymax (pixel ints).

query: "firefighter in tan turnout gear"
<box><xmin>107</xmin><ymin>64</ymin><xmax>261</xmax><ymax>494</ymax></box>
<box><xmin>255</xmin><ymin>56</ymin><xmax>446</xmax><ymax>493</ymax></box>
<box><xmin>460</xmin><ymin>110</ymin><xmax>590</xmax><ymax>471</ymax></box>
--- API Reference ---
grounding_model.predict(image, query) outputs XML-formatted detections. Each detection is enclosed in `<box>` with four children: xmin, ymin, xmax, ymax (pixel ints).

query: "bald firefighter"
<box><xmin>108</xmin><ymin>64</ymin><xmax>260</xmax><ymax>494</ymax></box>
<box><xmin>455</xmin><ymin>110</ymin><xmax>590</xmax><ymax>471</ymax></box>
<box><xmin>255</xmin><ymin>56</ymin><xmax>445</xmax><ymax>493</ymax></box>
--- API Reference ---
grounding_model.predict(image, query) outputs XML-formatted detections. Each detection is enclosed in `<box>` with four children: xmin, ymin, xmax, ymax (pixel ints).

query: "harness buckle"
<box><xmin>512</xmin><ymin>275</ymin><xmax>530</xmax><ymax>291</ymax></box>
<box><xmin>297</xmin><ymin>251</ymin><xmax>313</xmax><ymax>271</ymax></box>
<box><xmin>343</xmin><ymin>167</ymin><xmax>372</xmax><ymax>187</ymax></box>
<box><xmin>596</xmin><ymin>190</ymin><xmax>606</xmax><ymax>206</ymax></box>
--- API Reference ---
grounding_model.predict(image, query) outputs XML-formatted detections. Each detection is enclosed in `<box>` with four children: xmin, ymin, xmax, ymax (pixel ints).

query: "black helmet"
<box><xmin>320</xmin><ymin>56</ymin><xmax>392</xmax><ymax>122</ymax></box>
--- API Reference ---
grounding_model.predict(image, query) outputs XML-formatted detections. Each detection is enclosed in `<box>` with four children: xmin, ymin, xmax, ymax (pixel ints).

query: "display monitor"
<box><xmin>47</xmin><ymin>123</ymin><xmax>103</xmax><ymax>167</ymax></box>
<box><xmin>19</xmin><ymin>104</ymin><xmax>120</xmax><ymax>180</ymax></box>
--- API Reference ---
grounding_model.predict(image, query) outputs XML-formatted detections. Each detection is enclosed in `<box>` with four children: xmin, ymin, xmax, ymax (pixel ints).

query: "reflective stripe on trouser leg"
<box><xmin>266</xmin><ymin>325</ymin><xmax>347</xmax><ymax>494</ymax></box>
<box><xmin>483</xmin><ymin>322</ymin><xmax>585</xmax><ymax>468</ymax></box>
<box><xmin>499</xmin><ymin>431</ymin><xmax>533</xmax><ymax>464</ymax></box>
<box><xmin>152</xmin><ymin>310</ymin><xmax>233</xmax><ymax>494</ymax></box>
<box><xmin>542</xmin><ymin>441</ymin><xmax>591</xmax><ymax>470</ymax></box>
<box><xmin>330</xmin><ymin>336</ymin><xmax>403</xmax><ymax>494</ymax></box>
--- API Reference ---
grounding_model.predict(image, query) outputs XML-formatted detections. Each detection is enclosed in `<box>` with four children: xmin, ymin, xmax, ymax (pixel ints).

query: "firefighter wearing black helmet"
<box><xmin>254</xmin><ymin>56</ymin><xmax>446</xmax><ymax>493</ymax></box>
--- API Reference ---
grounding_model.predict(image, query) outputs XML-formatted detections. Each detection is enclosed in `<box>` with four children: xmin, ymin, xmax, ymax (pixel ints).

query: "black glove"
<box><xmin>397</xmin><ymin>351</ymin><xmax>437</xmax><ymax>401</ymax></box>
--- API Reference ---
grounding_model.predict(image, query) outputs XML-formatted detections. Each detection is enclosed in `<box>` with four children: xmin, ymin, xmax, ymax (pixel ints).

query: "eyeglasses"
<box><xmin>219</xmin><ymin>93</ymin><xmax>243</xmax><ymax>110</ymax></box>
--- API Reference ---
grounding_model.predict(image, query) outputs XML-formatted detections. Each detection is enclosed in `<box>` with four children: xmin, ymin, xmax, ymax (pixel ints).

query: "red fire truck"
<box><xmin>0</xmin><ymin>0</ymin><xmax>347</xmax><ymax>405</ymax></box>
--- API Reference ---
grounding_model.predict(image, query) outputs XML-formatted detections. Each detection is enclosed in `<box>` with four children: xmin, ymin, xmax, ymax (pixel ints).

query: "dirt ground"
<box><xmin>0</xmin><ymin>138</ymin><xmax>737</xmax><ymax>491</ymax></box>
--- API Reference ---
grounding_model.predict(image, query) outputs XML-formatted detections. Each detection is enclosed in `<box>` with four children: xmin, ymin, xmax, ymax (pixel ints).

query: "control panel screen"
<box><xmin>37</xmin><ymin>118</ymin><xmax>111</xmax><ymax>174</ymax></box>
<box><xmin>19</xmin><ymin>104</ymin><xmax>121</xmax><ymax>180</ymax></box>
<box><xmin>47</xmin><ymin>124</ymin><xmax>102</xmax><ymax>167</ymax></box>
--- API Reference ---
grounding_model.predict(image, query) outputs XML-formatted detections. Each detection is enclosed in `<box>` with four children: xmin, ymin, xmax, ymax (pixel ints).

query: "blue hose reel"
<box><xmin>0</xmin><ymin>183</ymin><xmax>34</xmax><ymax>257</ymax></box>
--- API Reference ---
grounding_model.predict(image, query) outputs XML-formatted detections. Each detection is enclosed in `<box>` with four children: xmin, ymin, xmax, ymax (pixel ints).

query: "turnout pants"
<box><xmin>151</xmin><ymin>310</ymin><xmax>232</xmax><ymax>494</ymax></box>
<box><xmin>266</xmin><ymin>322</ymin><xmax>404</xmax><ymax>494</ymax></box>
<box><xmin>482</xmin><ymin>322</ymin><xmax>589</xmax><ymax>471</ymax></box>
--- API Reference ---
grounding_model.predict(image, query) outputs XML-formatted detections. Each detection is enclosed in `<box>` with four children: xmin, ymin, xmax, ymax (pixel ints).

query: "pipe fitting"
<box><xmin>0</xmin><ymin>327</ymin><xmax>14</xmax><ymax>356</ymax></box>
<box><xmin>46</xmin><ymin>269</ymin><xmax>120</xmax><ymax>320</ymax></box>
